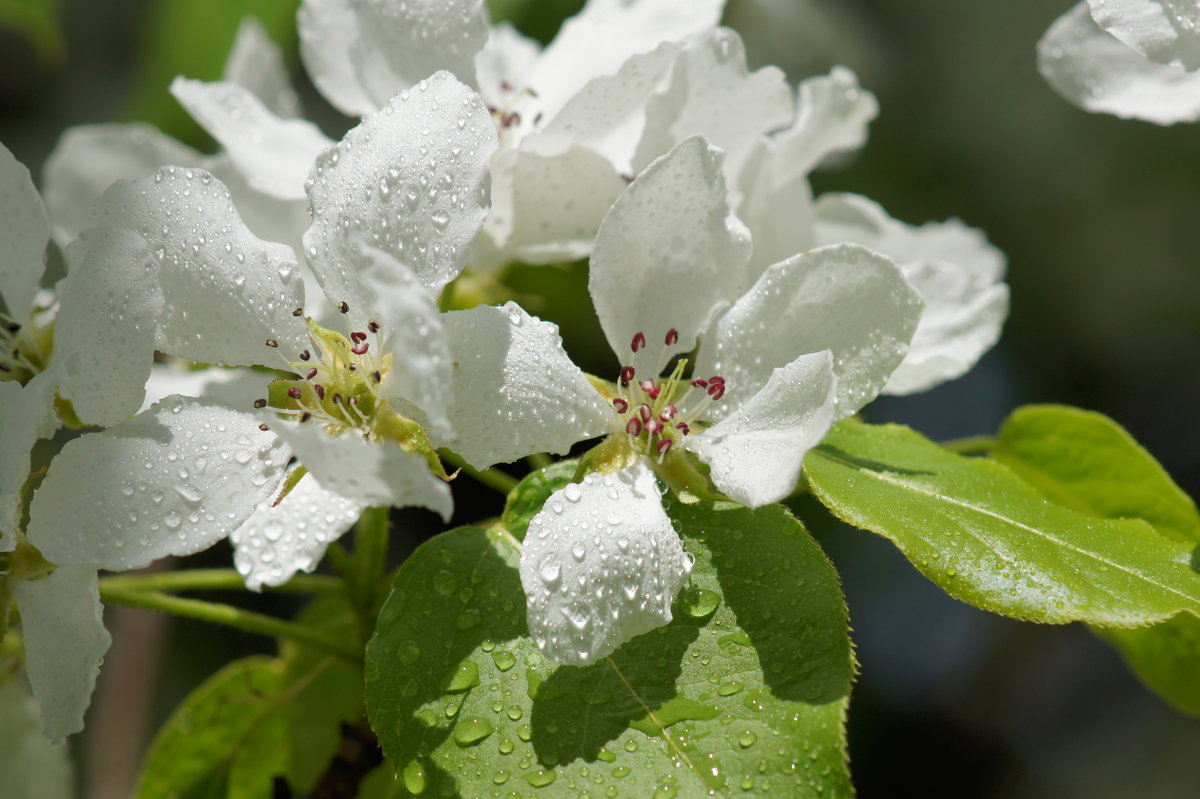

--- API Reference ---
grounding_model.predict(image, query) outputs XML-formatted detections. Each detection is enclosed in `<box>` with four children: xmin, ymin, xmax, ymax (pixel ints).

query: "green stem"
<box><xmin>353</xmin><ymin>508</ymin><xmax>390</xmax><ymax>592</ymax></box>
<box><xmin>440</xmin><ymin>449</ymin><xmax>519</xmax><ymax>494</ymax></box>
<box><xmin>525</xmin><ymin>453</ymin><xmax>553</xmax><ymax>470</ymax></box>
<box><xmin>98</xmin><ymin>569</ymin><xmax>341</xmax><ymax>595</ymax></box>
<box><xmin>99</xmin><ymin>586</ymin><xmax>361</xmax><ymax>662</ymax></box>
<box><xmin>940</xmin><ymin>435</ymin><xmax>997</xmax><ymax>456</ymax></box>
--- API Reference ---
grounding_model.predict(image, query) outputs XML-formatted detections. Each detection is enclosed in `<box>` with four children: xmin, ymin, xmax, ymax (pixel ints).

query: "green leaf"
<box><xmin>994</xmin><ymin>404</ymin><xmax>1200</xmax><ymax>543</ymax></box>
<box><xmin>365</xmin><ymin>503</ymin><xmax>853</xmax><ymax>797</ymax></box>
<box><xmin>994</xmin><ymin>405</ymin><xmax>1200</xmax><ymax>717</ymax></box>
<box><xmin>501</xmin><ymin>459</ymin><xmax>578</xmax><ymax>541</ymax></box>
<box><xmin>805</xmin><ymin>419</ymin><xmax>1200</xmax><ymax>626</ymax></box>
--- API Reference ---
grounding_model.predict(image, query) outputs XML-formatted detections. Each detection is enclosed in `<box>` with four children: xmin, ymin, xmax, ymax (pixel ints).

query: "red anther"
<box><xmin>612</xmin><ymin>397</ymin><xmax>629</xmax><ymax>413</ymax></box>
<box><xmin>659</xmin><ymin>404</ymin><xmax>677</xmax><ymax>421</ymax></box>
<box><xmin>707</xmin><ymin>383</ymin><xmax>725</xmax><ymax>400</ymax></box>
<box><xmin>350</xmin><ymin>342</ymin><xmax>370</xmax><ymax>355</ymax></box>
<box><xmin>371</xmin><ymin>370</ymin><xmax>382</xmax><ymax>383</ymax></box>
<box><xmin>287</xmin><ymin>387</ymin><xmax>302</xmax><ymax>399</ymax></box>
<box><xmin>665</xmin><ymin>328</ymin><xmax>679</xmax><ymax>345</ymax></box>
<box><xmin>368</xmin><ymin>320</ymin><xmax>380</xmax><ymax>333</ymax></box>
<box><xmin>619</xmin><ymin>365</ymin><xmax>636</xmax><ymax>384</ymax></box>
<box><xmin>292</xmin><ymin>307</ymin><xmax>304</xmax><ymax>317</ymax></box>
<box><xmin>625</xmin><ymin>417</ymin><xmax>643</xmax><ymax>436</ymax></box>
<box><xmin>500</xmin><ymin>111</ymin><xmax>521</xmax><ymax>129</ymax></box>
<box><xmin>501</xmin><ymin>80</ymin><xmax>514</xmax><ymax>92</ymax></box>
<box><xmin>350</xmin><ymin>331</ymin><xmax>367</xmax><ymax>343</ymax></box>
<box><xmin>646</xmin><ymin>418</ymin><xmax>664</xmax><ymax>435</ymax></box>
<box><xmin>639</xmin><ymin>379</ymin><xmax>661</xmax><ymax>399</ymax></box>
<box><xmin>656</xmin><ymin>438</ymin><xmax>673</xmax><ymax>455</ymax></box>
<box><xmin>631</xmin><ymin>332</ymin><xmax>646</xmax><ymax>352</ymax></box>
<box><xmin>332</xmin><ymin>393</ymin><xmax>343</xmax><ymax>404</ymax></box>
<box><xmin>253</xmin><ymin>398</ymin><xmax>267</xmax><ymax>409</ymax></box>
<box><xmin>675</xmin><ymin>422</ymin><xmax>691</xmax><ymax>436</ymax></box>
<box><xmin>690</xmin><ymin>378</ymin><xmax>707</xmax><ymax>388</ymax></box>
<box><xmin>305</xmin><ymin>368</ymin><xmax>318</xmax><ymax>380</ymax></box>
<box><xmin>708</xmin><ymin>375</ymin><xmax>725</xmax><ymax>386</ymax></box>
<box><xmin>299</xmin><ymin>349</ymin><xmax>311</xmax><ymax>361</ymax></box>
<box><xmin>638</xmin><ymin>404</ymin><xmax>652</xmax><ymax>422</ymax></box>
<box><xmin>313</xmin><ymin>384</ymin><xmax>326</xmax><ymax>400</ymax></box>
<box><xmin>299</xmin><ymin>412</ymin><xmax>312</xmax><ymax>422</ymax></box>
<box><xmin>338</xmin><ymin>301</ymin><xmax>350</xmax><ymax>313</ymax></box>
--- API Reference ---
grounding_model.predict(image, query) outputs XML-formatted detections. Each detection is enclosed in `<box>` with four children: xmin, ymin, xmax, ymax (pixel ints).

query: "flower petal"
<box><xmin>170</xmin><ymin>78</ymin><xmax>332</xmax><ymax>201</ymax></box>
<box><xmin>475</xmin><ymin>22</ymin><xmax>542</xmax><ymax>109</ymax></box>
<box><xmin>231</xmin><ymin>470</ymin><xmax>362</xmax><ymax>590</ymax></box>
<box><xmin>0</xmin><ymin>143</ymin><xmax>50</xmax><ymax>325</ymax></box>
<box><xmin>0</xmin><ymin>680</ymin><xmax>74</xmax><ymax>795</ymax></box>
<box><xmin>683</xmin><ymin>351</ymin><xmax>835</xmax><ymax>508</ymax></box>
<box><xmin>27</xmin><ymin>396</ymin><xmax>290</xmax><ymax>571</ymax></box>
<box><xmin>1087</xmin><ymin>0</ymin><xmax>1200</xmax><ymax>70</ymax></box>
<box><xmin>590</xmin><ymin>136</ymin><xmax>751</xmax><ymax>371</ymax></box>
<box><xmin>270</xmin><ymin>422</ymin><xmax>452</xmax><ymax>520</ymax></box>
<box><xmin>520</xmin><ymin>460</ymin><xmax>691</xmax><ymax>665</ymax></box>
<box><xmin>484</xmin><ymin>145</ymin><xmax>627</xmax><ymax>264</ymax></box>
<box><xmin>0</xmin><ymin>374</ymin><xmax>58</xmax><ymax>551</ymax></box>
<box><xmin>633</xmin><ymin>29</ymin><xmax>794</xmax><ymax>184</ymax></box>
<box><xmin>222</xmin><ymin>16</ymin><xmax>302</xmax><ymax>117</ymax></box>
<box><xmin>139</xmin><ymin>362</ymin><xmax>264</xmax><ymax>414</ymax></box>
<box><xmin>734</xmin><ymin>138</ymin><xmax>816</xmax><ymax>279</ymax></box>
<box><xmin>813</xmin><ymin>193</ymin><xmax>1008</xmax><ymax>395</ymax></box>
<box><xmin>1039</xmin><ymin>2</ymin><xmax>1200</xmax><ymax>124</ymax></box>
<box><xmin>94</xmin><ymin>167</ymin><xmax>307</xmax><ymax>365</ymax></box>
<box><xmin>303</xmin><ymin>71</ymin><xmax>497</xmax><ymax>299</ymax></box>
<box><xmin>54</xmin><ymin>229</ymin><xmax>163</xmax><ymax>427</ymax></box>
<box><xmin>10</xmin><ymin>566</ymin><xmax>111</xmax><ymax>742</ymax></box>
<box><xmin>442</xmin><ymin>302</ymin><xmax>613</xmax><ymax>469</ymax></box>
<box><xmin>770</xmin><ymin>66</ymin><xmax>878</xmax><ymax>182</ymax></box>
<box><xmin>297</xmin><ymin>0</ymin><xmax>489</xmax><ymax>116</ymax></box>
<box><xmin>42</xmin><ymin>123</ymin><xmax>206</xmax><ymax>247</ymax></box>
<box><xmin>697</xmin><ymin>243</ymin><xmax>922</xmax><ymax>420</ymax></box>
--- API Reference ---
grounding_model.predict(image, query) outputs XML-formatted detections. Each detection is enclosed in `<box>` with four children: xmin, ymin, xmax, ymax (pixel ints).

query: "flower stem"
<box><xmin>98</xmin><ymin>569</ymin><xmax>341</xmax><ymax>595</ymax></box>
<box><xmin>525</xmin><ymin>453</ymin><xmax>553</xmax><ymax>470</ymax></box>
<box><xmin>439</xmin><ymin>449</ymin><xmax>519</xmax><ymax>494</ymax></box>
<box><xmin>940</xmin><ymin>435</ymin><xmax>997</xmax><ymax>456</ymax></box>
<box><xmin>99</xmin><ymin>585</ymin><xmax>361</xmax><ymax>662</ymax></box>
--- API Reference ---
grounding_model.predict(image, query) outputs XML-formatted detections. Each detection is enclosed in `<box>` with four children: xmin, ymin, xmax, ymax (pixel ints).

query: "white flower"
<box><xmin>445</xmin><ymin>136</ymin><xmax>923</xmax><ymax>664</ymax></box>
<box><xmin>1039</xmin><ymin>1</ymin><xmax>1200</xmax><ymax>124</ymax></box>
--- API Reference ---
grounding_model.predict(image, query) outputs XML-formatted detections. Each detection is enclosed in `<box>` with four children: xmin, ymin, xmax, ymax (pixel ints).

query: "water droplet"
<box><xmin>524</xmin><ymin>768</ymin><xmax>556</xmax><ymax>787</ymax></box>
<box><xmin>491</xmin><ymin>650</ymin><xmax>517</xmax><ymax>672</ymax></box>
<box><xmin>402</xmin><ymin>760</ymin><xmax>427</xmax><ymax>794</ymax></box>
<box><xmin>563</xmin><ymin>483</ymin><xmax>582</xmax><ymax>503</ymax></box>
<box><xmin>452</xmin><ymin>716</ymin><xmax>495</xmax><ymax>746</ymax></box>
<box><xmin>738</xmin><ymin>730</ymin><xmax>757</xmax><ymax>748</ymax></box>
<box><xmin>455</xmin><ymin>608</ymin><xmax>481</xmax><ymax>629</ymax></box>
<box><xmin>398</xmin><ymin>640</ymin><xmax>421</xmax><ymax>664</ymax></box>
<box><xmin>445</xmin><ymin>660</ymin><xmax>480</xmax><ymax>692</ymax></box>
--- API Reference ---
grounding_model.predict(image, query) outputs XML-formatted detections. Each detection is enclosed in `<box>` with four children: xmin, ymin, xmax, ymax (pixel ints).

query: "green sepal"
<box><xmin>271</xmin><ymin>465</ymin><xmax>308</xmax><ymax>507</ymax></box>
<box><xmin>374</xmin><ymin>408</ymin><xmax>453</xmax><ymax>481</ymax></box>
<box><xmin>501</xmin><ymin>460</ymin><xmax>579</xmax><ymax>541</ymax></box>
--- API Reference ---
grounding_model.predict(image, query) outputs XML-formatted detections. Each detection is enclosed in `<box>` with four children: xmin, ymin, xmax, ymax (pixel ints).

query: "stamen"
<box><xmin>306</xmin><ymin>368</ymin><xmax>318</xmax><ymax>380</ymax></box>
<box><xmin>253</xmin><ymin>398</ymin><xmax>267</xmax><ymax>408</ymax></box>
<box><xmin>691</xmin><ymin>378</ymin><xmax>707</xmax><ymax>388</ymax></box>
<box><xmin>619</xmin><ymin>366</ymin><xmax>636</xmax><ymax>385</ymax></box>
<box><xmin>659</xmin><ymin>404</ymin><xmax>677</xmax><ymax>421</ymax></box>
<box><xmin>612</xmin><ymin>397</ymin><xmax>629</xmax><ymax>414</ymax></box>
<box><xmin>675</xmin><ymin>422</ymin><xmax>690</xmax><ymax>436</ymax></box>
<box><xmin>639</xmin><ymin>379</ymin><xmax>661</xmax><ymax>400</ymax></box>
<box><xmin>631</xmin><ymin>332</ymin><xmax>646</xmax><ymax>353</ymax></box>
<box><xmin>332</xmin><ymin>393</ymin><xmax>343</xmax><ymax>405</ymax></box>
<box><xmin>338</xmin><ymin>301</ymin><xmax>350</xmax><ymax>313</ymax></box>
<box><xmin>265</xmin><ymin>339</ymin><xmax>279</xmax><ymax>348</ymax></box>
<box><xmin>258</xmin><ymin>423</ymin><xmax>270</xmax><ymax>431</ymax></box>
<box><xmin>656</xmin><ymin>439</ymin><xmax>672</xmax><ymax>455</ymax></box>
<box><xmin>371</xmin><ymin>370</ymin><xmax>381</xmax><ymax>383</ymax></box>
<box><xmin>314</xmin><ymin>384</ymin><xmax>326</xmax><ymax>400</ymax></box>
<box><xmin>625</xmin><ymin>418</ymin><xmax>642</xmax><ymax>436</ymax></box>
<box><xmin>299</xmin><ymin>412</ymin><xmax>312</xmax><ymax>422</ymax></box>
<box><xmin>299</xmin><ymin>350</ymin><xmax>311</xmax><ymax>361</ymax></box>
<box><xmin>350</xmin><ymin>331</ymin><xmax>366</xmax><ymax>343</ymax></box>
<box><xmin>287</xmin><ymin>387</ymin><xmax>302</xmax><ymax>400</ymax></box>
<box><xmin>638</xmin><ymin>405</ymin><xmax>652</xmax><ymax>423</ymax></box>
<box><xmin>368</xmin><ymin>320</ymin><xmax>380</xmax><ymax>333</ymax></box>
<box><xmin>350</xmin><ymin>342</ymin><xmax>370</xmax><ymax>355</ymax></box>
<box><xmin>292</xmin><ymin>307</ymin><xmax>304</xmax><ymax>317</ymax></box>
<box><xmin>645</xmin><ymin>419</ymin><xmax>663</xmax><ymax>435</ymax></box>
<box><xmin>665</xmin><ymin>328</ymin><xmax>679</xmax><ymax>346</ymax></box>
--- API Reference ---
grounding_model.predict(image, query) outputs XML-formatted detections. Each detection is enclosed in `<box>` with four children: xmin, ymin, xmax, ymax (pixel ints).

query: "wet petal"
<box><xmin>10</xmin><ymin>566</ymin><xmax>111</xmax><ymax>742</ymax></box>
<box><xmin>770</xmin><ymin>66</ymin><xmax>878</xmax><ymax>182</ymax></box>
<box><xmin>0</xmin><ymin>680</ymin><xmax>74</xmax><ymax>795</ymax></box>
<box><xmin>270</xmin><ymin>422</ymin><xmax>452</xmax><ymax>520</ymax></box>
<box><xmin>735</xmin><ymin>138</ymin><xmax>816</xmax><ymax>279</ymax></box>
<box><xmin>54</xmin><ymin>229</ymin><xmax>163</xmax><ymax>427</ymax></box>
<box><xmin>231</xmin><ymin>470</ymin><xmax>362</xmax><ymax>591</ymax></box>
<box><xmin>139</xmin><ymin>362</ymin><xmax>263</xmax><ymax>414</ymax></box>
<box><xmin>475</xmin><ymin>22</ymin><xmax>541</xmax><ymax>108</ymax></box>
<box><xmin>1087</xmin><ymin>0</ymin><xmax>1200</xmax><ymax>70</ymax></box>
<box><xmin>94</xmin><ymin>167</ymin><xmax>307</xmax><ymax>365</ymax></box>
<box><xmin>590</xmin><ymin>136</ymin><xmax>751</xmax><ymax>371</ymax></box>
<box><xmin>520</xmin><ymin>460</ymin><xmax>691</xmax><ymax>666</ymax></box>
<box><xmin>0</xmin><ymin>374</ymin><xmax>59</xmax><ymax>551</ymax></box>
<box><xmin>1039</xmin><ymin>2</ymin><xmax>1200</xmax><ymax>124</ymax></box>
<box><xmin>27</xmin><ymin>396</ymin><xmax>290</xmax><ymax>571</ymax></box>
<box><xmin>0</xmin><ymin>143</ymin><xmax>50</xmax><ymax>325</ymax></box>
<box><xmin>813</xmin><ymin>193</ymin><xmax>1008</xmax><ymax>394</ymax></box>
<box><xmin>697</xmin><ymin>243</ymin><xmax>922</xmax><ymax>420</ymax></box>
<box><xmin>42</xmin><ymin>123</ymin><xmax>206</xmax><ymax>247</ymax></box>
<box><xmin>442</xmin><ymin>302</ymin><xmax>613</xmax><ymax>469</ymax></box>
<box><xmin>684</xmin><ymin>351</ymin><xmax>836</xmax><ymax>508</ymax></box>
<box><xmin>170</xmin><ymin>78</ymin><xmax>332</xmax><ymax>201</ymax></box>
<box><xmin>222</xmin><ymin>16</ymin><xmax>302</xmax><ymax>117</ymax></box>
<box><xmin>303</xmin><ymin>71</ymin><xmax>497</xmax><ymax>299</ymax></box>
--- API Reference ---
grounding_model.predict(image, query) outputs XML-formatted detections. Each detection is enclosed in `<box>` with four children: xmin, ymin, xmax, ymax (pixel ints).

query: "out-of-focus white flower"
<box><xmin>1039</xmin><ymin>1</ymin><xmax>1200</xmax><ymax>124</ymax></box>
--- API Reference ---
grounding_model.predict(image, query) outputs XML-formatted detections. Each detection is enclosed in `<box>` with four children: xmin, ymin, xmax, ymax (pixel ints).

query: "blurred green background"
<box><xmin>2</xmin><ymin>0</ymin><xmax>1199</xmax><ymax>796</ymax></box>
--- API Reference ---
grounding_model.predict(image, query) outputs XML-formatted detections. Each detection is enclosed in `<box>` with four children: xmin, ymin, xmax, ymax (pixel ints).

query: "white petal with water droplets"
<box><xmin>684</xmin><ymin>351</ymin><xmax>836</xmax><ymax>508</ymax></box>
<box><xmin>10</xmin><ymin>566</ymin><xmax>111</xmax><ymax>742</ymax></box>
<box><xmin>297</xmin><ymin>0</ymin><xmax>377</xmax><ymax>116</ymax></box>
<box><xmin>1088</xmin><ymin>0</ymin><xmax>1200</xmax><ymax>70</ymax></box>
<box><xmin>94</xmin><ymin>167</ymin><xmax>306</xmax><ymax>365</ymax></box>
<box><xmin>633</xmin><ymin>28</ymin><xmax>794</xmax><ymax>185</ymax></box>
<box><xmin>206</xmin><ymin>155</ymin><xmax>311</xmax><ymax>251</ymax></box>
<box><xmin>0</xmin><ymin>143</ymin><xmax>49</xmax><ymax>326</ymax></box>
<box><xmin>590</xmin><ymin>136</ymin><xmax>750</xmax><ymax>371</ymax></box>
<box><xmin>475</xmin><ymin>22</ymin><xmax>542</xmax><ymax>109</ymax></box>
<box><xmin>139</xmin><ymin>362</ymin><xmax>264</xmax><ymax>414</ymax></box>
<box><xmin>442</xmin><ymin>302</ymin><xmax>613</xmax><ymax>469</ymax></box>
<box><xmin>0</xmin><ymin>680</ymin><xmax>74</xmax><ymax>796</ymax></box>
<box><xmin>520</xmin><ymin>460</ymin><xmax>690</xmax><ymax>666</ymax></box>
<box><xmin>303</xmin><ymin>72</ymin><xmax>497</xmax><ymax>299</ymax></box>
<box><xmin>231</xmin><ymin>470</ymin><xmax>362</xmax><ymax>590</ymax></box>
<box><xmin>54</xmin><ymin>229</ymin><xmax>163</xmax><ymax>427</ymax></box>
<box><xmin>813</xmin><ymin>193</ymin><xmax>1008</xmax><ymax>395</ymax></box>
<box><xmin>171</xmin><ymin>78</ymin><xmax>331</xmax><ymax>201</ymax></box>
<box><xmin>27</xmin><ymin>396</ymin><xmax>290</xmax><ymax>571</ymax></box>
<box><xmin>42</xmin><ymin>124</ymin><xmax>206</xmax><ymax>248</ymax></box>
<box><xmin>0</xmin><ymin>375</ymin><xmax>59</xmax><ymax>551</ymax></box>
<box><xmin>734</xmin><ymin>138</ymin><xmax>817</xmax><ymax>280</ymax></box>
<box><xmin>271</xmin><ymin>422</ymin><xmax>452</xmax><ymax>521</ymax></box>
<box><xmin>770</xmin><ymin>66</ymin><xmax>878</xmax><ymax>182</ymax></box>
<box><xmin>223</xmin><ymin>16</ymin><xmax>302</xmax><ymax>117</ymax></box>
<box><xmin>697</xmin><ymin>243</ymin><xmax>922</xmax><ymax>420</ymax></box>
<box><xmin>1039</xmin><ymin>3</ymin><xmax>1200</xmax><ymax>124</ymax></box>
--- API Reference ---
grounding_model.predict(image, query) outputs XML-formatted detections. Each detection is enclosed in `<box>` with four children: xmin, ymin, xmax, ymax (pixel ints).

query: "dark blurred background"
<box><xmin>3</xmin><ymin>0</ymin><xmax>1199</xmax><ymax>796</ymax></box>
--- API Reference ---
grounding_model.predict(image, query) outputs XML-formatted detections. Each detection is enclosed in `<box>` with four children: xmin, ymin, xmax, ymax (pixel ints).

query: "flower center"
<box><xmin>610</xmin><ymin>328</ymin><xmax>726</xmax><ymax>461</ymax></box>
<box><xmin>487</xmin><ymin>80</ymin><xmax>543</xmax><ymax>145</ymax></box>
<box><xmin>0</xmin><ymin>308</ymin><xmax>52</xmax><ymax>386</ymax></box>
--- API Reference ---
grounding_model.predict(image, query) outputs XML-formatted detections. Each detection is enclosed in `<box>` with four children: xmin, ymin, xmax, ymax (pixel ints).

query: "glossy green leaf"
<box><xmin>995</xmin><ymin>404</ymin><xmax>1200</xmax><ymax>716</ymax></box>
<box><xmin>365</xmin><ymin>502</ymin><xmax>853</xmax><ymax>797</ymax></box>
<box><xmin>501</xmin><ymin>459</ymin><xmax>578</xmax><ymax>541</ymax></box>
<box><xmin>805</xmin><ymin>419</ymin><xmax>1200</xmax><ymax>626</ymax></box>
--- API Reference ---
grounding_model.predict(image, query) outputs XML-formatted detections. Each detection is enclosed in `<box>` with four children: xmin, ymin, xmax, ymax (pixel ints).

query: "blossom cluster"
<box><xmin>0</xmin><ymin>0</ymin><xmax>1008</xmax><ymax>740</ymax></box>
